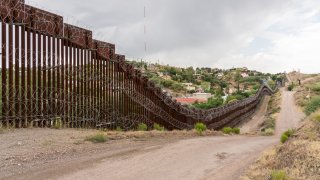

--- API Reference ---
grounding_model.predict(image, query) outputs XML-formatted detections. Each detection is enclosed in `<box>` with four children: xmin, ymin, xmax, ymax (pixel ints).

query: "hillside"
<box><xmin>128</xmin><ymin>60</ymin><xmax>284</xmax><ymax>109</ymax></box>
<box><xmin>243</xmin><ymin>74</ymin><xmax>320</xmax><ymax>180</ymax></box>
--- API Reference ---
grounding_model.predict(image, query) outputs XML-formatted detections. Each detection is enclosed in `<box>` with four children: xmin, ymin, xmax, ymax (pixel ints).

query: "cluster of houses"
<box><xmin>175</xmin><ymin>68</ymin><xmax>254</xmax><ymax>105</ymax></box>
<box><xmin>137</xmin><ymin>63</ymin><xmax>261</xmax><ymax>105</ymax></box>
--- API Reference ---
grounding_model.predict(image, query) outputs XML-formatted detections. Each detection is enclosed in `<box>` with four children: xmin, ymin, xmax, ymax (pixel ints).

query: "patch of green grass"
<box><xmin>271</xmin><ymin>170</ymin><xmax>289</xmax><ymax>180</ymax></box>
<box><xmin>309</xmin><ymin>83</ymin><xmax>320</xmax><ymax>92</ymax></box>
<box><xmin>304</xmin><ymin>96</ymin><xmax>320</xmax><ymax>115</ymax></box>
<box><xmin>194</xmin><ymin>123</ymin><xmax>207</xmax><ymax>135</ymax></box>
<box><xmin>137</xmin><ymin>123</ymin><xmax>148</xmax><ymax>131</ymax></box>
<box><xmin>85</xmin><ymin>133</ymin><xmax>107</xmax><ymax>143</ymax></box>
<box><xmin>222</xmin><ymin>127</ymin><xmax>240</xmax><ymax>134</ymax></box>
<box><xmin>153</xmin><ymin>123</ymin><xmax>165</xmax><ymax>131</ymax></box>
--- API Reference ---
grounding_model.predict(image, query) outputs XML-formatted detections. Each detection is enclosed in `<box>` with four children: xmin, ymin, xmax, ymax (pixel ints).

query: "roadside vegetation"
<box><xmin>222</xmin><ymin>127</ymin><xmax>240</xmax><ymax>135</ymax></box>
<box><xmin>85</xmin><ymin>133</ymin><xmax>108</xmax><ymax>143</ymax></box>
<box><xmin>194</xmin><ymin>122</ymin><xmax>207</xmax><ymax>135</ymax></box>
<box><xmin>153</xmin><ymin>123</ymin><xmax>165</xmax><ymax>131</ymax></box>
<box><xmin>270</xmin><ymin>170</ymin><xmax>289</xmax><ymax>180</ymax></box>
<box><xmin>280</xmin><ymin>129</ymin><xmax>295</xmax><ymax>143</ymax></box>
<box><xmin>244</xmin><ymin>74</ymin><xmax>320</xmax><ymax>180</ymax></box>
<box><xmin>137</xmin><ymin>123</ymin><xmax>148</xmax><ymax>131</ymax></box>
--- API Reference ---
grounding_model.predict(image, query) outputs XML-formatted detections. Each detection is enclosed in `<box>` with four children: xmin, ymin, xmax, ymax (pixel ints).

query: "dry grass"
<box><xmin>104</xmin><ymin>130</ymin><xmax>222</xmax><ymax>140</ymax></box>
<box><xmin>244</xmin><ymin>78</ymin><xmax>320</xmax><ymax>180</ymax></box>
<box><xmin>85</xmin><ymin>133</ymin><xmax>107</xmax><ymax>143</ymax></box>
<box><xmin>243</xmin><ymin>118</ymin><xmax>320</xmax><ymax>180</ymax></box>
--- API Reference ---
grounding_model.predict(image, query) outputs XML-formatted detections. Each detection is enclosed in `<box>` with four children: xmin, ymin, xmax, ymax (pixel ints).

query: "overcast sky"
<box><xmin>26</xmin><ymin>0</ymin><xmax>320</xmax><ymax>73</ymax></box>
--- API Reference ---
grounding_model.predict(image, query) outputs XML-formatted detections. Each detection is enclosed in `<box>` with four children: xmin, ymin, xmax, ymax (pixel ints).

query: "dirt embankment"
<box><xmin>243</xmin><ymin>77</ymin><xmax>320</xmax><ymax>180</ymax></box>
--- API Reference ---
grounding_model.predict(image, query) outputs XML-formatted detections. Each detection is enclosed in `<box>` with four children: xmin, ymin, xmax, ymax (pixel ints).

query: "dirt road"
<box><xmin>1</xmin><ymin>89</ymin><xmax>303</xmax><ymax>180</ymax></box>
<box><xmin>275</xmin><ymin>89</ymin><xmax>304</xmax><ymax>136</ymax></box>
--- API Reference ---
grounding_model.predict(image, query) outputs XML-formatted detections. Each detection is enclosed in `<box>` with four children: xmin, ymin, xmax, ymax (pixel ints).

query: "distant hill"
<box><xmin>127</xmin><ymin>60</ymin><xmax>284</xmax><ymax>109</ymax></box>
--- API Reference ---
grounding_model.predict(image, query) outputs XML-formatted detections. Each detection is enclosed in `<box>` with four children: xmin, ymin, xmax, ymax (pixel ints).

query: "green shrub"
<box><xmin>193</xmin><ymin>96</ymin><xmax>224</xmax><ymax>109</ymax></box>
<box><xmin>161</xmin><ymin>79</ymin><xmax>174</xmax><ymax>88</ymax></box>
<box><xmin>85</xmin><ymin>133</ymin><xmax>107</xmax><ymax>143</ymax></box>
<box><xmin>53</xmin><ymin>117</ymin><xmax>62</xmax><ymax>129</ymax></box>
<box><xmin>171</xmin><ymin>82</ymin><xmax>185</xmax><ymax>91</ymax></box>
<box><xmin>261</xmin><ymin>128</ymin><xmax>274</xmax><ymax>136</ymax></box>
<box><xmin>194</xmin><ymin>123</ymin><xmax>207</xmax><ymax>135</ymax></box>
<box><xmin>153</xmin><ymin>123</ymin><xmax>165</xmax><ymax>131</ymax></box>
<box><xmin>304</xmin><ymin>96</ymin><xmax>320</xmax><ymax>115</ymax></box>
<box><xmin>226</xmin><ymin>93</ymin><xmax>247</xmax><ymax>103</ymax></box>
<box><xmin>116</xmin><ymin>126</ymin><xmax>123</xmax><ymax>132</ymax></box>
<box><xmin>233</xmin><ymin>128</ymin><xmax>240</xmax><ymax>134</ymax></box>
<box><xmin>137</xmin><ymin>123</ymin><xmax>148</xmax><ymax>131</ymax></box>
<box><xmin>284</xmin><ymin>129</ymin><xmax>295</xmax><ymax>137</ymax></box>
<box><xmin>288</xmin><ymin>84</ymin><xmax>295</xmax><ymax>91</ymax></box>
<box><xmin>227</xmin><ymin>99</ymin><xmax>238</xmax><ymax>104</ymax></box>
<box><xmin>280</xmin><ymin>134</ymin><xmax>289</xmax><ymax>143</ymax></box>
<box><xmin>271</xmin><ymin>170</ymin><xmax>289</xmax><ymax>180</ymax></box>
<box><xmin>280</xmin><ymin>129</ymin><xmax>295</xmax><ymax>143</ymax></box>
<box><xmin>222</xmin><ymin>127</ymin><xmax>233</xmax><ymax>134</ymax></box>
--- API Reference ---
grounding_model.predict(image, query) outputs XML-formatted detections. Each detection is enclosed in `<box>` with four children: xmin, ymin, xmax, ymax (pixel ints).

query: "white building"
<box><xmin>193</xmin><ymin>93</ymin><xmax>212</xmax><ymax>99</ymax></box>
<box><xmin>182</xmin><ymin>83</ymin><xmax>196</xmax><ymax>91</ymax></box>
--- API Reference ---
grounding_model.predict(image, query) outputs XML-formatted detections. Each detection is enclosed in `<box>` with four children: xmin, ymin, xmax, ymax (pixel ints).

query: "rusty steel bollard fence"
<box><xmin>0</xmin><ymin>0</ymin><xmax>275</xmax><ymax>130</ymax></box>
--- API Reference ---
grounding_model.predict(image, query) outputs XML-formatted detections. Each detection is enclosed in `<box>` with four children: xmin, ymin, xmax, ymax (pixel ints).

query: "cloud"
<box><xmin>26</xmin><ymin>0</ymin><xmax>320</xmax><ymax>73</ymax></box>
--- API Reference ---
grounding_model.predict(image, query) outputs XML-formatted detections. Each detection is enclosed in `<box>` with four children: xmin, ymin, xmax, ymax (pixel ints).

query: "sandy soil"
<box><xmin>275</xmin><ymin>89</ymin><xmax>304</xmax><ymax>136</ymax></box>
<box><xmin>0</xmin><ymin>89</ymin><xmax>303</xmax><ymax>180</ymax></box>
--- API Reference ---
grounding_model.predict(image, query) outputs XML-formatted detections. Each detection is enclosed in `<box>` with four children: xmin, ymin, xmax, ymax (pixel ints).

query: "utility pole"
<box><xmin>143</xmin><ymin>4</ymin><xmax>147</xmax><ymax>60</ymax></box>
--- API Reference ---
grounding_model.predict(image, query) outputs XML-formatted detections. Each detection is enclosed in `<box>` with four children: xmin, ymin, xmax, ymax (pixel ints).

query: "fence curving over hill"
<box><xmin>0</xmin><ymin>0</ymin><xmax>275</xmax><ymax>130</ymax></box>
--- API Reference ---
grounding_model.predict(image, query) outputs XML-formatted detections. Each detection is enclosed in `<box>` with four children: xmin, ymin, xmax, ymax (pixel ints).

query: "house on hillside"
<box><xmin>217</xmin><ymin>72</ymin><xmax>224</xmax><ymax>78</ymax></box>
<box><xmin>193</xmin><ymin>73</ymin><xmax>202</xmax><ymax>80</ymax></box>
<box><xmin>157</xmin><ymin>72</ymin><xmax>164</xmax><ymax>77</ymax></box>
<box><xmin>241</xmin><ymin>72</ymin><xmax>249</xmax><ymax>78</ymax></box>
<box><xmin>175</xmin><ymin>97</ymin><xmax>207</xmax><ymax>105</ymax></box>
<box><xmin>147</xmin><ymin>64</ymin><xmax>158</xmax><ymax>71</ymax></box>
<box><xmin>182</xmin><ymin>83</ymin><xmax>196</xmax><ymax>91</ymax></box>
<box><xmin>193</xmin><ymin>92</ymin><xmax>212</xmax><ymax>99</ymax></box>
<box><xmin>226</xmin><ymin>87</ymin><xmax>237</xmax><ymax>94</ymax></box>
<box><xmin>162</xmin><ymin>75</ymin><xmax>172</xmax><ymax>80</ymax></box>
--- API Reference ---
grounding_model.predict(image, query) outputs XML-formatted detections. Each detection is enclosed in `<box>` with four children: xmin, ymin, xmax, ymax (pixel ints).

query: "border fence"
<box><xmin>0</xmin><ymin>0</ymin><xmax>275</xmax><ymax>130</ymax></box>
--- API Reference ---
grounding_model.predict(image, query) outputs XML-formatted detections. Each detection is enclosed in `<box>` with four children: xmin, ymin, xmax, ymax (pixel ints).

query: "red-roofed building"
<box><xmin>175</xmin><ymin>98</ymin><xmax>207</xmax><ymax>105</ymax></box>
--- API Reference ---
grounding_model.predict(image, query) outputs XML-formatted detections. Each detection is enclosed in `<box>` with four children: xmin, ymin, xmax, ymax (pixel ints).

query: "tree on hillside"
<box><xmin>234</xmin><ymin>70</ymin><xmax>242</xmax><ymax>92</ymax></box>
